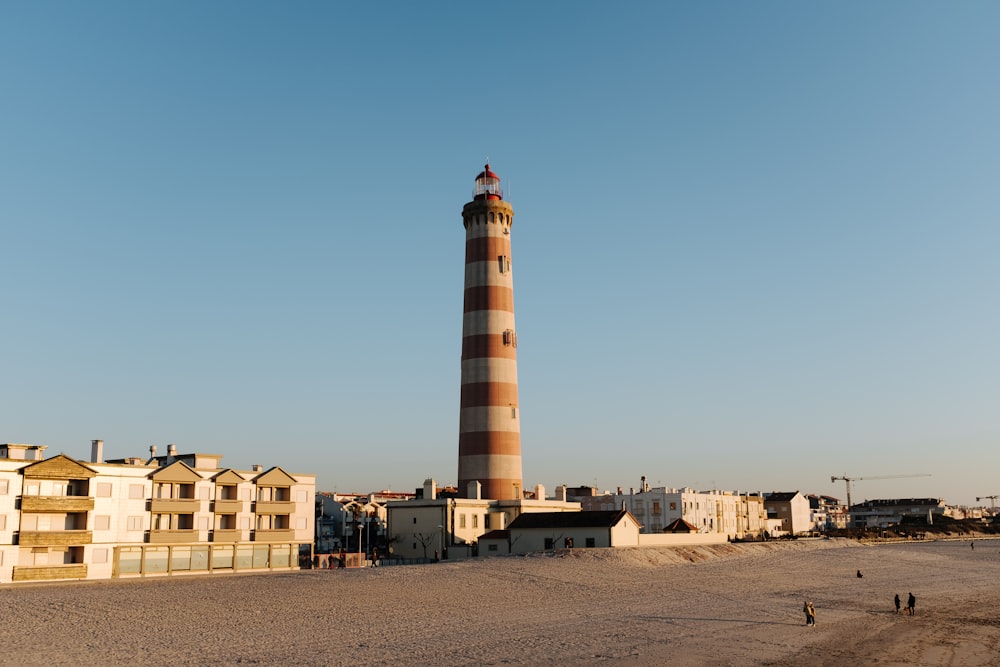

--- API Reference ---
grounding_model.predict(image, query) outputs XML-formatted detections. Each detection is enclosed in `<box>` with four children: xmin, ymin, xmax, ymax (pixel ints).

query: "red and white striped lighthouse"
<box><xmin>457</xmin><ymin>164</ymin><xmax>523</xmax><ymax>501</ymax></box>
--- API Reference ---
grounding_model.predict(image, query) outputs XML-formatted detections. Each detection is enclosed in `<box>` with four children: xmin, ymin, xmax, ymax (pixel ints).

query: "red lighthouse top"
<box><xmin>473</xmin><ymin>163</ymin><xmax>503</xmax><ymax>201</ymax></box>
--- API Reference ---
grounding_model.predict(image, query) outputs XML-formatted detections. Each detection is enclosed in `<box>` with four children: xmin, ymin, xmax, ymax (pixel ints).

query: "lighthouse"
<box><xmin>457</xmin><ymin>164</ymin><xmax>523</xmax><ymax>501</ymax></box>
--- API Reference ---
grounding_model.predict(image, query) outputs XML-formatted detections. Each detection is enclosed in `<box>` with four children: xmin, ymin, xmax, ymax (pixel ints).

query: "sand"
<box><xmin>1</xmin><ymin>538</ymin><xmax>998</xmax><ymax>666</ymax></box>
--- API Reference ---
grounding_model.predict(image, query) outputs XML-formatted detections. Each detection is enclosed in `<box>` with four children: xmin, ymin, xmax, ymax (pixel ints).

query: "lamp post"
<box><xmin>357</xmin><ymin>521</ymin><xmax>365</xmax><ymax>559</ymax></box>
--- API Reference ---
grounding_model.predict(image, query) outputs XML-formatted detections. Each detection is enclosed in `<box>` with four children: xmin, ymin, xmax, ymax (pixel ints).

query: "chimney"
<box><xmin>423</xmin><ymin>478</ymin><xmax>437</xmax><ymax>500</ymax></box>
<box><xmin>252</xmin><ymin>464</ymin><xmax>263</xmax><ymax>472</ymax></box>
<box><xmin>467</xmin><ymin>480</ymin><xmax>481</xmax><ymax>500</ymax></box>
<box><xmin>534</xmin><ymin>484</ymin><xmax>545</xmax><ymax>500</ymax></box>
<box><xmin>555</xmin><ymin>485</ymin><xmax>567</xmax><ymax>502</ymax></box>
<box><xmin>91</xmin><ymin>439</ymin><xmax>104</xmax><ymax>463</ymax></box>
<box><xmin>167</xmin><ymin>443</ymin><xmax>177</xmax><ymax>463</ymax></box>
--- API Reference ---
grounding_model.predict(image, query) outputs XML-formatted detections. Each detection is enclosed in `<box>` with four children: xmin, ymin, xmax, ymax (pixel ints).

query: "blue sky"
<box><xmin>2</xmin><ymin>2</ymin><xmax>998</xmax><ymax>506</ymax></box>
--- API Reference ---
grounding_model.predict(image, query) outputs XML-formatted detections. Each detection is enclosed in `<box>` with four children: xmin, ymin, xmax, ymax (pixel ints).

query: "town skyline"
<box><xmin>3</xmin><ymin>4</ymin><xmax>998</xmax><ymax>506</ymax></box>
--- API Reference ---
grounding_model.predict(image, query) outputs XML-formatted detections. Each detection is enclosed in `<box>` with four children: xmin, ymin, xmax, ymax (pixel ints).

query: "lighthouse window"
<box><xmin>498</xmin><ymin>256</ymin><xmax>510</xmax><ymax>274</ymax></box>
<box><xmin>511</xmin><ymin>405</ymin><xmax>517</xmax><ymax>419</ymax></box>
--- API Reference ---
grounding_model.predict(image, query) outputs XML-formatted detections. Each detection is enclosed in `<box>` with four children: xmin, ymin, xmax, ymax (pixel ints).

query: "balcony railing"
<box><xmin>18</xmin><ymin>530</ymin><xmax>93</xmax><ymax>546</ymax></box>
<box><xmin>253</xmin><ymin>529</ymin><xmax>294</xmax><ymax>542</ymax></box>
<box><xmin>149</xmin><ymin>498</ymin><xmax>200</xmax><ymax>513</ymax></box>
<box><xmin>254</xmin><ymin>500</ymin><xmax>294</xmax><ymax>515</ymax></box>
<box><xmin>20</xmin><ymin>496</ymin><xmax>95</xmax><ymax>513</ymax></box>
<box><xmin>212</xmin><ymin>499</ymin><xmax>243</xmax><ymax>514</ymax></box>
<box><xmin>148</xmin><ymin>529</ymin><xmax>199</xmax><ymax>544</ymax></box>
<box><xmin>12</xmin><ymin>564</ymin><xmax>87</xmax><ymax>582</ymax></box>
<box><xmin>212</xmin><ymin>529</ymin><xmax>243</xmax><ymax>543</ymax></box>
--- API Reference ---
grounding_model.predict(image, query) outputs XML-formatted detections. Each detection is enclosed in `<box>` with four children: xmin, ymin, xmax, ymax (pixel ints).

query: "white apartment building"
<box><xmin>0</xmin><ymin>441</ymin><xmax>315</xmax><ymax>584</ymax></box>
<box><xmin>576</xmin><ymin>486</ymin><xmax>767</xmax><ymax>541</ymax></box>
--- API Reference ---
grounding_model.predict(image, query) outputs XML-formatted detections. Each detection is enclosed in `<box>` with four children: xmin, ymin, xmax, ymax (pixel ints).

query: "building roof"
<box><xmin>664</xmin><ymin>518</ymin><xmax>699</xmax><ymax>533</ymax></box>
<box><xmin>507</xmin><ymin>510</ymin><xmax>629</xmax><ymax>530</ymax></box>
<box><xmin>765</xmin><ymin>491</ymin><xmax>802</xmax><ymax>502</ymax></box>
<box><xmin>479</xmin><ymin>530</ymin><xmax>510</xmax><ymax>541</ymax></box>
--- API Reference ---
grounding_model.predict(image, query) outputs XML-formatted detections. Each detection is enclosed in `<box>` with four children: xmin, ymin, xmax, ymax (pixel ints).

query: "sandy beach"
<box><xmin>1</xmin><ymin>538</ymin><xmax>997</xmax><ymax>666</ymax></box>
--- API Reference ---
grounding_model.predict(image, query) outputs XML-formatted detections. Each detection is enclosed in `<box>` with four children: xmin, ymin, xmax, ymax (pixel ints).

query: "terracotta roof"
<box><xmin>664</xmin><ymin>518</ymin><xmax>698</xmax><ymax>533</ymax></box>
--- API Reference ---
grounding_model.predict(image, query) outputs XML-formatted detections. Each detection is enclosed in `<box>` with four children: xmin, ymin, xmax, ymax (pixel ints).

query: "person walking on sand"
<box><xmin>907</xmin><ymin>592</ymin><xmax>916</xmax><ymax>616</ymax></box>
<box><xmin>807</xmin><ymin>602</ymin><xmax>816</xmax><ymax>627</ymax></box>
<box><xmin>803</xmin><ymin>600</ymin><xmax>811</xmax><ymax>626</ymax></box>
<box><xmin>894</xmin><ymin>594</ymin><xmax>901</xmax><ymax>614</ymax></box>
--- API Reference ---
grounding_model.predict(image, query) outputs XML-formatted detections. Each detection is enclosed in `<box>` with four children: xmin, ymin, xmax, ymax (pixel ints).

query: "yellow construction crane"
<box><xmin>831</xmin><ymin>473</ymin><xmax>932</xmax><ymax>515</ymax></box>
<box><xmin>976</xmin><ymin>495</ymin><xmax>998</xmax><ymax>509</ymax></box>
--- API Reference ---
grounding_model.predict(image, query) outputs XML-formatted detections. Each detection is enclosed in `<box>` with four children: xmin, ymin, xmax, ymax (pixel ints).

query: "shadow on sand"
<box><xmin>636</xmin><ymin>615</ymin><xmax>803</xmax><ymax>627</ymax></box>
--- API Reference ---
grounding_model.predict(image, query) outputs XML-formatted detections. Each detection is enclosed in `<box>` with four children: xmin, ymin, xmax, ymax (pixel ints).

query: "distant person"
<box><xmin>971</xmin><ymin>541</ymin><xmax>974</xmax><ymax>550</ymax></box>
<box><xmin>894</xmin><ymin>594</ymin><xmax>901</xmax><ymax>614</ymax></box>
<box><xmin>433</xmin><ymin>549</ymin><xmax>439</xmax><ymax>563</ymax></box>
<box><xmin>907</xmin><ymin>592</ymin><xmax>916</xmax><ymax>616</ymax></box>
<box><xmin>856</xmin><ymin>570</ymin><xmax>863</xmax><ymax>579</ymax></box>
<box><xmin>371</xmin><ymin>547</ymin><xmax>378</xmax><ymax>567</ymax></box>
<box><xmin>806</xmin><ymin>602</ymin><xmax>816</xmax><ymax>627</ymax></box>
<box><xmin>803</xmin><ymin>600</ymin><xmax>811</xmax><ymax>626</ymax></box>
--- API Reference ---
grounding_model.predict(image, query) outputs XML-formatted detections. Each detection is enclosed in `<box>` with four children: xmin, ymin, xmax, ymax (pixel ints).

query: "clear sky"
<box><xmin>2</xmin><ymin>2</ymin><xmax>998</xmax><ymax>507</ymax></box>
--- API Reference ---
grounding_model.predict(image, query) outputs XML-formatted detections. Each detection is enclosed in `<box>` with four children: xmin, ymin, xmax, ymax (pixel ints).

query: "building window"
<box><xmin>0</xmin><ymin>515</ymin><xmax>5</xmax><ymax>530</ymax></box>
<box><xmin>127</xmin><ymin>516</ymin><xmax>143</xmax><ymax>531</ymax></box>
<box><xmin>652</xmin><ymin>502</ymin><xmax>661</xmax><ymax>514</ymax></box>
<box><xmin>198</xmin><ymin>486</ymin><xmax>210</xmax><ymax>500</ymax></box>
<box><xmin>472</xmin><ymin>515</ymin><xmax>478</xmax><ymax>529</ymax></box>
<box><xmin>413</xmin><ymin>517</ymin><xmax>417</xmax><ymax>524</ymax></box>
<box><xmin>498</xmin><ymin>256</ymin><xmax>510</xmax><ymax>274</ymax></box>
<box><xmin>460</xmin><ymin>514</ymin><xmax>466</xmax><ymax>529</ymax></box>
<box><xmin>586</xmin><ymin>537</ymin><xmax>596</xmax><ymax>548</ymax></box>
<box><xmin>96</xmin><ymin>483</ymin><xmax>112</xmax><ymax>498</ymax></box>
<box><xmin>484</xmin><ymin>515</ymin><xmax>491</xmax><ymax>529</ymax></box>
<box><xmin>488</xmin><ymin>544</ymin><xmax>498</xmax><ymax>552</ymax></box>
<box><xmin>94</xmin><ymin>515</ymin><xmax>111</xmax><ymax>531</ymax></box>
<box><xmin>544</xmin><ymin>538</ymin><xmax>554</xmax><ymax>550</ymax></box>
<box><xmin>129</xmin><ymin>484</ymin><xmax>144</xmax><ymax>499</ymax></box>
<box><xmin>511</xmin><ymin>405</ymin><xmax>517</xmax><ymax>419</ymax></box>
<box><xmin>93</xmin><ymin>548</ymin><xmax>108</xmax><ymax>564</ymax></box>
<box><xmin>25</xmin><ymin>482</ymin><xmax>39</xmax><ymax>496</ymax></box>
<box><xmin>0</xmin><ymin>480</ymin><xmax>8</xmax><ymax>495</ymax></box>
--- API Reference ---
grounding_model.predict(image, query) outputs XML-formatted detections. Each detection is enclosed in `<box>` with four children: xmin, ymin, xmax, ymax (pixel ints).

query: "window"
<box><xmin>498</xmin><ymin>256</ymin><xmax>510</xmax><ymax>274</ymax></box>
<box><xmin>198</xmin><ymin>517</ymin><xmax>210</xmax><ymax>531</ymax></box>
<box><xmin>97</xmin><ymin>483</ymin><xmax>112</xmax><ymax>498</ymax></box>
<box><xmin>652</xmin><ymin>502</ymin><xmax>661</xmax><ymax>514</ymax></box>
<box><xmin>240</xmin><ymin>488</ymin><xmax>251</xmax><ymax>501</ymax></box>
<box><xmin>488</xmin><ymin>544</ymin><xmax>498</xmax><ymax>552</ymax></box>
<box><xmin>413</xmin><ymin>517</ymin><xmax>417</xmax><ymax>524</ymax></box>
<box><xmin>296</xmin><ymin>518</ymin><xmax>307</xmax><ymax>529</ymax></box>
<box><xmin>0</xmin><ymin>480</ymin><xmax>7</xmax><ymax>495</ymax></box>
<box><xmin>460</xmin><ymin>514</ymin><xmax>466</xmax><ymax>529</ymax></box>
<box><xmin>94</xmin><ymin>515</ymin><xmax>111</xmax><ymax>531</ymax></box>
<box><xmin>25</xmin><ymin>483</ymin><xmax>39</xmax><ymax>496</ymax></box>
<box><xmin>502</xmin><ymin>329</ymin><xmax>517</xmax><ymax>347</ymax></box>
<box><xmin>544</xmin><ymin>538</ymin><xmax>554</xmax><ymax>550</ymax></box>
<box><xmin>198</xmin><ymin>486</ymin><xmax>210</xmax><ymax>500</ymax></box>
<box><xmin>586</xmin><ymin>538</ymin><xmax>596</xmax><ymax>548</ymax></box>
<box><xmin>296</xmin><ymin>490</ymin><xmax>308</xmax><ymax>502</ymax></box>
<box><xmin>472</xmin><ymin>515</ymin><xmax>478</xmax><ymax>529</ymax></box>
<box><xmin>511</xmin><ymin>405</ymin><xmax>517</xmax><ymax>419</ymax></box>
<box><xmin>129</xmin><ymin>484</ymin><xmax>144</xmax><ymax>499</ymax></box>
<box><xmin>484</xmin><ymin>515</ymin><xmax>491</xmax><ymax>529</ymax></box>
<box><xmin>0</xmin><ymin>515</ymin><xmax>5</xmax><ymax>530</ymax></box>
<box><xmin>93</xmin><ymin>548</ymin><xmax>108</xmax><ymax>564</ymax></box>
<box><xmin>127</xmin><ymin>516</ymin><xmax>143</xmax><ymax>531</ymax></box>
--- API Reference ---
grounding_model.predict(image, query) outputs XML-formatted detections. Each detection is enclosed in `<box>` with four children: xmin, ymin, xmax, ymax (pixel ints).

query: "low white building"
<box><xmin>575</xmin><ymin>486</ymin><xmax>767</xmax><ymax>540</ymax></box>
<box><xmin>385</xmin><ymin>479</ymin><xmax>581</xmax><ymax>560</ymax></box>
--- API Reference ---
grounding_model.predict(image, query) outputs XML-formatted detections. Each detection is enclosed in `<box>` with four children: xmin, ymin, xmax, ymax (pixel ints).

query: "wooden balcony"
<box><xmin>12</xmin><ymin>564</ymin><xmax>88</xmax><ymax>582</ymax></box>
<box><xmin>213</xmin><ymin>499</ymin><xmax>243</xmax><ymax>514</ymax></box>
<box><xmin>254</xmin><ymin>500</ymin><xmax>294</xmax><ymax>515</ymax></box>
<box><xmin>254</xmin><ymin>529</ymin><xmax>294</xmax><ymax>542</ymax></box>
<box><xmin>148</xmin><ymin>529</ymin><xmax>199</xmax><ymax>544</ymax></box>
<box><xmin>212</xmin><ymin>529</ymin><xmax>243</xmax><ymax>543</ymax></box>
<box><xmin>18</xmin><ymin>530</ymin><xmax>92</xmax><ymax>546</ymax></box>
<box><xmin>20</xmin><ymin>496</ymin><xmax>95</xmax><ymax>513</ymax></box>
<box><xmin>149</xmin><ymin>498</ymin><xmax>200</xmax><ymax>513</ymax></box>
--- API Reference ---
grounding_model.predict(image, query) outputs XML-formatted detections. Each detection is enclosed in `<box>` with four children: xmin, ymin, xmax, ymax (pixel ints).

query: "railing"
<box><xmin>253</xmin><ymin>529</ymin><xmax>294</xmax><ymax>542</ymax></box>
<box><xmin>147</xmin><ymin>529</ymin><xmax>199</xmax><ymax>544</ymax></box>
<box><xmin>149</xmin><ymin>498</ymin><xmax>200</xmax><ymax>513</ymax></box>
<box><xmin>254</xmin><ymin>500</ymin><xmax>294</xmax><ymax>515</ymax></box>
<box><xmin>20</xmin><ymin>496</ymin><xmax>95</xmax><ymax>512</ymax></box>
<box><xmin>212</xmin><ymin>499</ymin><xmax>243</xmax><ymax>514</ymax></box>
<box><xmin>12</xmin><ymin>564</ymin><xmax>87</xmax><ymax>582</ymax></box>
<box><xmin>18</xmin><ymin>530</ymin><xmax>92</xmax><ymax>546</ymax></box>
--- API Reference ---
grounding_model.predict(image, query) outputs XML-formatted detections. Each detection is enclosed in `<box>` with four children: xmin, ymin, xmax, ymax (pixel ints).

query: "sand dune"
<box><xmin>1</xmin><ymin>538</ymin><xmax>997</xmax><ymax>666</ymax></box>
